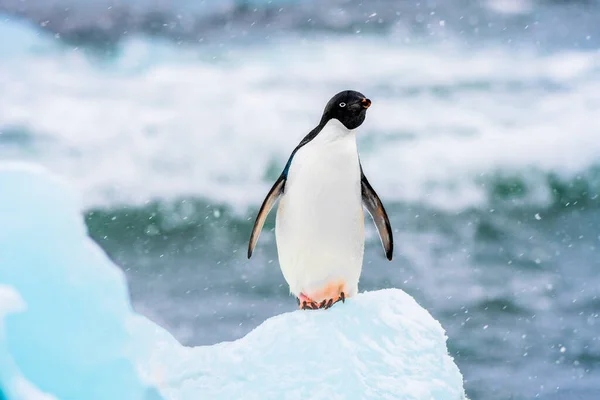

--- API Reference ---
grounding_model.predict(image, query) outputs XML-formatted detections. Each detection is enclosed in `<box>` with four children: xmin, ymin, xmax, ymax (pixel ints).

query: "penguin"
<box><xmin>247</xmin><ymin>90</ymin><xmax>393</xmax><ymax>310</ymax></box>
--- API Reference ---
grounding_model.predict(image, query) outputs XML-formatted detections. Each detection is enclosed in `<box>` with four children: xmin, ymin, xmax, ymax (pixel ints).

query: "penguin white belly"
<box><xmin>275</xmin><ymin>121</ymin><xmax>364</xmax><ymax>301</ymax></box>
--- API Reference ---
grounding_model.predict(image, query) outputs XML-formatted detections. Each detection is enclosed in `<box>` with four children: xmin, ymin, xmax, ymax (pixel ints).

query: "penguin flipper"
<box><xmin>248</xmin><ymin>176</ymin><xmax>286</xmax><ymax>258</ymax></box>
<box><xmin>361</xmin><ymin>171</ymin><xmax>394</xmax><ymax>260</ymax></box>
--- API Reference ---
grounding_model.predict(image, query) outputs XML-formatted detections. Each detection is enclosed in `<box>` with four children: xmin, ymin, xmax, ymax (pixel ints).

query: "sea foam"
<box><xmin>1</xmin><ymin>17</ymin><xmax>599</xmax><ymax>213</ymax></box>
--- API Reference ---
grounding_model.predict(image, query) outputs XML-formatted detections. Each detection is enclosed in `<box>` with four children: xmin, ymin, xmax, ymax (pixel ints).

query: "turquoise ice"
<box><xmin>0</xmin><ymin>163</ymin><xmax>466</xmax><ymax>400</ymax></box>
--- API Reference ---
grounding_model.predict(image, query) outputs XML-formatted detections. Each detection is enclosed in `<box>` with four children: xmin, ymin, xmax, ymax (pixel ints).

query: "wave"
<box><xmin>84</xmin><ymin>167</ymin><xmax>600</xmax><ymax>255</ymax></box>
<box><xmin>1</xmin><ymin>17</ymin><xmax>599</xmax><ymax>214</ymax></box>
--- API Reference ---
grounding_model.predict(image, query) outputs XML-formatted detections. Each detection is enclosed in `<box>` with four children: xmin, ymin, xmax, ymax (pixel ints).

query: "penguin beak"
<box><xmin>361</xmin><ymin>98</ymin><xmax>371</xmax><ymax>109</ymax></box>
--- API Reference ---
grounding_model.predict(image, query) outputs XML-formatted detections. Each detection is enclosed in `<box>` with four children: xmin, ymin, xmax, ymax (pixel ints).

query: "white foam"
<box><xmin>1</xmin><ymin>18</ymin><xmax>599</xmax><ymax>211</ymax></box>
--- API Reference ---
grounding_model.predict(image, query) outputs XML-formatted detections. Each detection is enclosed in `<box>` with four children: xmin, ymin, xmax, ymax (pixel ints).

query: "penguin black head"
<box><xmin>320</xmin><ymin>90</ymin><xmax>371</xmax><ymax>130</ymax></box>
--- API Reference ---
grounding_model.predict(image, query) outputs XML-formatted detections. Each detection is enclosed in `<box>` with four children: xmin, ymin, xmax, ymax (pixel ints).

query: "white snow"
<box><xmin>0</xmin><ymin>163</ymin><xmax>466</xmax><ymax>400</ymax></box>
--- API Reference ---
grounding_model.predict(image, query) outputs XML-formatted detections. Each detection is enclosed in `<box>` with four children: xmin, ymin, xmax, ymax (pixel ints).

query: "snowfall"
<box><xmin>0</xmin><ymin>163</ymin><xmax>466</xmax><ymax>400</ymax></box>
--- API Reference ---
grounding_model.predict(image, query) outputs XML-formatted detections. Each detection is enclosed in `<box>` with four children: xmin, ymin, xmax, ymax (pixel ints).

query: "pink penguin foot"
<box><xmin>297</xmin><ymin>293</ymin><xmax>320</xmax><ymax>310</ymax></box>
<box><xmin>297</xmin><ymin>291</ymin><xmax>346</xmax><ymax>310</ymax></box>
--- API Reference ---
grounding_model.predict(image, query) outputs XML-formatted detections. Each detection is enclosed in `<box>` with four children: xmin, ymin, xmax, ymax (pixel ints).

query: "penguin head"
<box><xmin>321</xmin><ymin>90</ymin><xmax>371</xmax><ymax>130</ymax></box>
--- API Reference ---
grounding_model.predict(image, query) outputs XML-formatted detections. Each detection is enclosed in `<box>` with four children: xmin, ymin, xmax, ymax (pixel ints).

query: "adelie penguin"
<box><xmin>248</xmin><ymin>90</ymin><xmax>393</xmax><ymax>310</ymax></box>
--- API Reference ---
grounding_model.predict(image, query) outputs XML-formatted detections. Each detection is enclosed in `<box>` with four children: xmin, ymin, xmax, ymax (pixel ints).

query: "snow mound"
<box><xmin>0</xmin><ymin>163</ymin><xmax>466</xmax><ymax>400</ymax></box>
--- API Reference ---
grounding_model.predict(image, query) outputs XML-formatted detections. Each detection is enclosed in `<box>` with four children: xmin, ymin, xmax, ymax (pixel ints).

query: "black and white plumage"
<box><xmin>248</xmin><ymin>90</ymin><xmax>393</xmax><ymax>308</ymax></box>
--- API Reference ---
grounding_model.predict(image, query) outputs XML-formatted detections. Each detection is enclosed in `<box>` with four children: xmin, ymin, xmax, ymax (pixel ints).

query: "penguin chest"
<box><xmin>275</xmin><ymin>130</ymin><xmax>364</xmax><ymax>296</ymax></box>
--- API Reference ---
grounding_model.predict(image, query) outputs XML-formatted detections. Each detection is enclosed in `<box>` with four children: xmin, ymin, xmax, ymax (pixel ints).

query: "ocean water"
<box><xmin>1</xmin><ymin>0</ymin><xmax>599</xmax><ymax>399</ymax></box>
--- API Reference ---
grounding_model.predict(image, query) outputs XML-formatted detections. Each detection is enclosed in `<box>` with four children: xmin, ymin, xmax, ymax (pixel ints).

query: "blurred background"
<box><xmin>1</xmin><ymin>0</ymin><xmax>599</xmax><ymax>399</ymax></box>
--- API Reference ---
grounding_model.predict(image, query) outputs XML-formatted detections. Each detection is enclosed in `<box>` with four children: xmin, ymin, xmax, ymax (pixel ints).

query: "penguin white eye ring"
<box><xmin>247</xmin><ymin>89</ymin><xmax>393</xmax><ymax>311</ymax></box>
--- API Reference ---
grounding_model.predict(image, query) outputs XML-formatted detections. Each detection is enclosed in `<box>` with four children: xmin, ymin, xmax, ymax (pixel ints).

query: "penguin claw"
<box><xmin>323</xmin><ymin>291</ymin><xmax>345</xmax><ymax>309</ymax></box>
<box><xmin>298</xmin><ymin>291</ymin><xmax>346</xmax><ymax>310</ymax></box>
<box><xmin>298</xmin><ymin>293</ymin><xmax>319</xmax><ymax>310</ymax></box>
<box><xmin>300</xmin><ymin>300</ymin><xmax>319</xmax><ymax>310</ymax></box>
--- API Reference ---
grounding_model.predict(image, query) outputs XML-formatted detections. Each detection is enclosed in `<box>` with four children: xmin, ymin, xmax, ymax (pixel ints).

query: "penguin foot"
<box><xmin>297</xmin><ymin>292</ymin><xmax>345</xmax><ymax>310</ymax></box>
<box><xmin>319</xmin><ymin>291</ymin><xmax>345</xmax><ymax>310</ymax></box>
<box><xmin>297</xmin><ymin>293</ymin><xmax>320</xmax><ymax>310</ymax></box>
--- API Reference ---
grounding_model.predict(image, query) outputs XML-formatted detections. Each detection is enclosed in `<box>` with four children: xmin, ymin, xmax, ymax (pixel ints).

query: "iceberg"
<box><xmin>0</xmin><ymin>163</ymin><xmax>466</xmax><ymax>400</ymax></box>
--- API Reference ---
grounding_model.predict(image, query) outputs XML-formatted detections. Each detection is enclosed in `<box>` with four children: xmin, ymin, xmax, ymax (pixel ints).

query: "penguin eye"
<box><xmin>339</xmin><ymin>102</ymin><xmax>346</xmax><ymax>108</ymax></box>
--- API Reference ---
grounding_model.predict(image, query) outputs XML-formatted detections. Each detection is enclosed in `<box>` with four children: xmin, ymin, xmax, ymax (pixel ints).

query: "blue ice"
<box><xmin>0</xmin><ymin>163</ymin><xmax>466</xmax><ymax>400</ymax></box>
